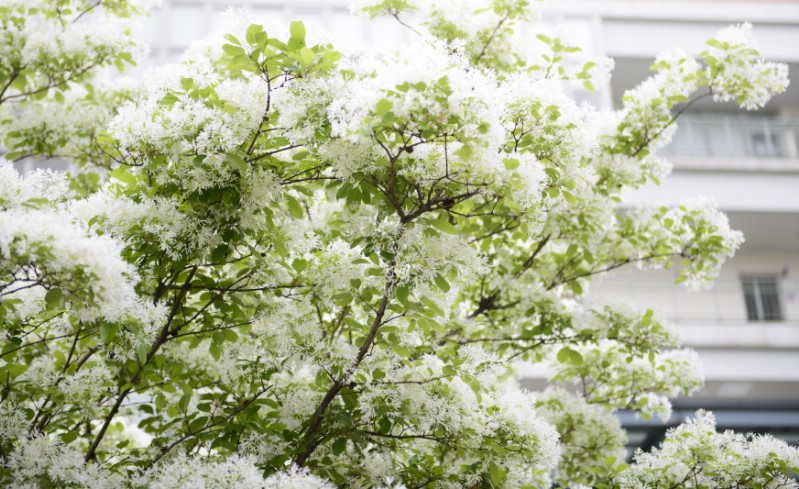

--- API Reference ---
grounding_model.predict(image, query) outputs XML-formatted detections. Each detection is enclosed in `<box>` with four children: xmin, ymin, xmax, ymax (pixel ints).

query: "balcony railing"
<box><xmin>591</xmin><ymin>276</ymin><xmax>799</xmax><ymax>325</ymax></box>
<box><xmin>662</xmin><ymin>114</ymin><xmax>799</xmax><ymax>159</ymax></box>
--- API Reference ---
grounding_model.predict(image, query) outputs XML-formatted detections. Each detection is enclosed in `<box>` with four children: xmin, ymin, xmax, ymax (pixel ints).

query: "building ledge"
<box><xmin>676</xmin><ymin>323</ymin><xmax>799</xmax><ymax>349</ymax></box>
<box><xmin>670</xmin><ymin>156</ymin><xmax>799</xmax><ymax>173</ymax></box>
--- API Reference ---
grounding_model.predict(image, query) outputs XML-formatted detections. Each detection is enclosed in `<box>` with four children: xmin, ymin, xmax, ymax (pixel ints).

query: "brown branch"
<box><xmin>144</xmin><ymin>385</ymin><xmax>272</xmax><ymax>469</ymax></box>
<box><xmin>630</xmin><ymin>91</ymin><xmax>712</xmax><ymax>157</ymax></box>
<box><xmin>475</xmin><ymin>15</ymin><xmax>509</xmax><ymax>63</ymax></box>
<box><xmin>85</xmin><ymin>266</ymin><xmax>199</xmax><ymax>462</ymax></box>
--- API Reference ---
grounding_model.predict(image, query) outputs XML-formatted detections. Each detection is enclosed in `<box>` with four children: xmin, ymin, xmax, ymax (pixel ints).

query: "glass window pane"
<box><xmin>741</xmin><ymin>275</ymin><xmax>783</xmax><ymax>322</ymax></box>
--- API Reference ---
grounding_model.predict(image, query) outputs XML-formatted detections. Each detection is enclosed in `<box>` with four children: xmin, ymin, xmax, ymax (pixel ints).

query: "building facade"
<box><xmin>552</xmin><ymin>0</ymin><xmax>799</xmax><ymax>454</ymax></box>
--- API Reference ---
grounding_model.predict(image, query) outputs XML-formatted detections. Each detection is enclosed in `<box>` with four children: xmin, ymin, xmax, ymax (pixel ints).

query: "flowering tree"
<box><xmin>1</xmin><ymin>0</ymin><xmax>797</xmax><ymax>487</ymax></box>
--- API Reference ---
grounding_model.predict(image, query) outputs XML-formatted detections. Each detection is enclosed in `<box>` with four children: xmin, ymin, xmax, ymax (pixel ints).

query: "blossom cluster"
<box><xmin>704</xmin><ymin>22</ymin><xmax>790</xmax><ymax>110</ymax></box>
<box><xmin>621</xmin><ymin>411</ymin><xmax>799</xmax><ymax>489</ymax></box>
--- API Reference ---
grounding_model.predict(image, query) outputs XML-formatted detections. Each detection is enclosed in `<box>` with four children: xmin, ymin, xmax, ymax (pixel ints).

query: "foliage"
<box><xmin>0</xmin><ymin>0</ymin><xmax>796</xmax><ymax>488</ymax></box>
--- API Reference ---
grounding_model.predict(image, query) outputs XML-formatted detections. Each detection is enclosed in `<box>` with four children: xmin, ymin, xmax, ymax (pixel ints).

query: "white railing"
<box><xmin>663</xmin><ymin>114</ymin><xmax>799</xmax><ymax>159</ymax></box>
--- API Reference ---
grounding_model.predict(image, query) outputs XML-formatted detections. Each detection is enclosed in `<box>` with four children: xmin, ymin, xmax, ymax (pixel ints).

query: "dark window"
<box><xmin>741</xmin><ymin>275</ymin><xmax>783</xmax><ymax>321</ymax></box>
<box><xmin>751</xmin><ymin>132</ymin><xmax>780</xmax><ymax>157</ymax></box>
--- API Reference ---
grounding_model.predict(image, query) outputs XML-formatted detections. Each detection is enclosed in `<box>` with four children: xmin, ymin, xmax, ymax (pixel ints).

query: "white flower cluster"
<box><xmin>253</xmin><ymin>297</ymin><xmax>357</xmax><ymax>371</ymax></box>
<box><xmin>6</xmin><ymin>437</ymin><xmax>122</xmax><ymax>489</ymax></box>
<box><xmin>0</xmin><ymin>162</ymin><xmax>159</xmax><ymax>325</ymax></box>
<box><xmin>705</xmin><ymin>23</ymin><xmax>790</xmax><ymax>110</ymax></box>
<box><xmin>304</xmin><ymin>239</ymin><xmax>370</xmax><ymax>299</ymax></box>
<box><xmin>536</xmin><ymin>387</ymin><xmax>627</xmax><ymax>486</ymax></box>
<box><xmin>0</xmin><ymin>403</ymin><xmax>29</xmax><ymax>442</ymax></box>
<box><xmin>0</xmin><ymin>164</ymin><xmax>69</xmax><ymax>208</ymax></box>
<box><xmin>240</xmin><ymin>167</ymin><xmax>282</xmax><ymax>229</ymax></box>
<box><xmin>135</xmin><ymin>453</ymin><xmax>268</xmax><ymax>489</ymax></box>
<box><xmin>594</xmin><ymin>153</ymin><xmax>672</xmax><ymax>188</ymax></box>
<box><xmin>628</xmin><ymin>197</ymin><xmax>744</xmax><ymax>290</ymax></box>
<box><xmin>69</xmin><ymin>191</ymin><xmax>194</xmax><ymax>261</ymax></box>
<box><xmin>578</xmin><ymin>302</ymin><xmax>680</xmax><ymax>350</ymax></box>
<box><xmin>0</xmin><ymin>0</ymin><xmax>144</xmax><ymax>63</ymax></box>
<box><xmin>58</xmin><ymin>363</ymin><xmax>114</xmax><ymax>411</ymax></box>
<box><xmin>2</xmin><ymin>86</ymin><xmax>126</xmax><ymax>161</ymax></box>
<box><xmin>109</xmin><ymin>61</ymin><xmax>268</xmax><ymax>159</ymax></box>
<box><xmin>549</xmin><ymin>340</ymin><xmax>704</xmax><ymax>420</ymax></box>
<box><xmin>268</xmin><ymin>364</ymin><xmax>325</xmax><ymax>431</ymax></box>
<box><xmin>263</xmin><ymin>465</ymin><xmax>337</xmax><ymax>489</ymax></box>
<box><xmin>0</xmin><ymin>208</ymin><xmax>144</xmax><ymax>321</ymax></box>
<box><xmin>353</xmin><ymin>0</ymin><xmax>543</xmax><ymax>69</ymax></box>
<box><xmin>350</xmin><ymin>347</ymin><xmax>560</xmax><ymax>487</ymax></box>
<box><xmin>396</xmin><ymin>224</ymin><xmax>487</xmax><ymax>285</ymax></box>
<box><xmin>502</xmin><ymin>76</ymin><xmax>598</xmax><ymax>164</ymax></box>
<box><xmin>279</xmin><ymin>40</ymin><xmax>504</xmax><ymax>182</ymax></box>
<box><xmin>621</xmin><ymin>411</ymin><xmax>799</xmax><ymax>489</ymax></box>
<box><xmin>613</xmin><ymin>49</ymin><xmax>702</xmax><ymax>152</ymax></box>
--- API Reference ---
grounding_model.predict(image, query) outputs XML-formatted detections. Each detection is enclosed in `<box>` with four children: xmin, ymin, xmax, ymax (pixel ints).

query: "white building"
<box><xmin>548</xmin><ymin>0</ymin><xmax>799</xmax><ymax>454</ymax></box>
<box><xmin>124</xmin><ymin>0</ymin><xmax>799</xmax><ymax>454</ymax></box>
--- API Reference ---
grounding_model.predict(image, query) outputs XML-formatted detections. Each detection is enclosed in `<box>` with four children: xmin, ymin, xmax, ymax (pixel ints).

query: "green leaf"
<box><xmin>395</xmin><ymin>285</ymin><xmax>410</xmax><ymax>304</ymax></box>
<box><xmin>465</xmin><ymin>375</ymin><xmax>482</xmax><ymax>402</ymax></box>
<box><xmin>434</xmin><ymin>274</ymin><xmax>450</xmax><ymax>293</ymax></box>
<box><xmin>292</xmin><ymin>258</ymin><xmax>309</xmax><ymax>272</ymax></box>
<box><xmin>209</xmin><ymin>343</ymin><xmax>222</xmax><ymax>361</ymax></box>
<box><xmin>333</xmin><ymin>292</ymin><xmax>353</xmax><ymax>307</ymax></box>
<box><xmin>430</xmin><ymin>215</ymin><xmax>458</xmax><ymax>235</ymax></box>
<box><xmin>391</xmin><ymin>342</ymin><xmax>411</xmax><ymax>357</ymax></box>
<box><xmin>331</xmin><ymin>437</ymin><xmax>347</xmax><ymax>455</ymax></box>
<box><xmin>99</xmin><ymin>323</ymin><xmax>119</xmax><ymax>343</ymax></box>
<box><xmin>489</xmin><ymin>461</ymin><xmax>508</xmax><ymax>487</ymax></box>
<box><xmin>503</xmin><ymin>158</ymin><xmax>520</xmax><ymax>170</ymax></box>
<box><xmin>136</xmin><ymin>344</ymin><xmax>148</xmax><ymax>365</ymax></box>
<box><xmin>222</xmin><ymin>44</ymin><xmax>246</xmax><ymax>57</ymax></box>
<box><xmin>246</xmin><ymin>24</ymin><xmax>263</xmax><ymax>45</ymax></box>
<box><xmin>557</xmin><ymin>346</ymin><xmax>582</xmax><ymax>365</ymax></box>
<box><xmin>290</xmin><ymin>20</ymin><xmax>306</xmax><ymax>39</ymax></box>
<box><xmin>375</xmin><ymin>98</ymin><xmax>393</xmax><ymax>115</ymax></box>
<box><xmin>286</xmin><ymin>195</ymin><xmax>304</xmax><ymax>219</ymax></box>
<box><xmin>180</xmin><ymin>77</ymin><xmax>193</xmax><ymax>91</ymax></box>
<box><xmin>211</xmin><ymin>245</ymin><xmax>229</xmax><ymax>263</ymax></box>
<box><xmin>109</xmin><ymin>166</ymin><xmax>136</xmax><ymax>186</ymax></box>
<box><xmin>60</xmin><ymin>431</ymin><xmax>79</xmax><ymax>444</ymax></box>
<box><xmin>298</xmin><ymin>47</ymin><xmax>314</xmax><ymax>67</ymax></box>
<box><xmin>6</xmin><ymin>364</ymin><xmax>29</xmax><ymax>380</ymax></box>
<box><xmin>225</xmin><ymin>153</ymin><xmax>248</xmax><ymax>173</ymax></box>
<box><xmin>45</xmin><ymin>288</ymin><xmax>64</xmax><ymax>310</ymax></box>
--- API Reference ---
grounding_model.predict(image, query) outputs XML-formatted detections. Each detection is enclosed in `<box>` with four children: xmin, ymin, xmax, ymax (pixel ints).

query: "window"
<box><xmin>751</xmin><ymin>132</ymin><xmax>780</xmax><ymax>157</ymax></box>
<box><xmin>741</xmin><ymin>275</ymin><xmax>783</xmax><ymax>321</ymax></box>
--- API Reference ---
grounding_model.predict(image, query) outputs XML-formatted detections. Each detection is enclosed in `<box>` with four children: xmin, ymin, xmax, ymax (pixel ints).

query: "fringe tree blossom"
<box><xmin>704</xmin><ymin>22</ymin><xmax>790</xmax><ymax>110</ymax></box>
<box><xmin>620</xmin><ymin>411</ymin><xmax>799</xmax><ymax>489</ymax></box>
<box><xmin>0</xmin><ymin>2</ymin><xmax>795</xmax><ymax>488</ymax></box>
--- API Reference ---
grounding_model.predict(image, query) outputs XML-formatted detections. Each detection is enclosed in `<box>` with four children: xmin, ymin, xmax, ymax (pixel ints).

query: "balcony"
<box><xmin>590</xmin><ymin>274</ymin><xmax>799</xmax><ymax>350</ymax></box>
<box><xmin>592</xmin><ymin>275</ymin><xmax>798</xmax><ymax>325</ymax></box>
<box><xmin>662</xmin><ymin>114</ymin><xmax>799</xmax><ymax>162</ymax></box>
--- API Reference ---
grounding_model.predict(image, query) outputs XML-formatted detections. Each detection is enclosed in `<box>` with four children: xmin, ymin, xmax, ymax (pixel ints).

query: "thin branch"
<box><xmin>144</xmin><ymin>385</ymin><xmax>272</xmax><ymax>469</ymax></box>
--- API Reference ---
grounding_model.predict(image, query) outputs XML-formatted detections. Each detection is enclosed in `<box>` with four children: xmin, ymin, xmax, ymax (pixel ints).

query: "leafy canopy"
<box><xmin>0</xmin><ymin>0</ymin><xmax>795</xmax><ymax>488</ymax></box>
